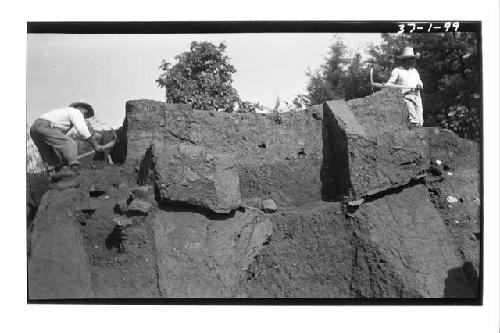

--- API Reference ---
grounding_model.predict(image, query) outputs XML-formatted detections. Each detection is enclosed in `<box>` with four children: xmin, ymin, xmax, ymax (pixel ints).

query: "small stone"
<box><xmin>260</xmin><ymin>199</ymin><xmax>278</xmax><ymax>213</ymax></box>
<box><xmin>447</xmin><ymin>195</ymin><xmax>459</xmax><ymax>203</ymax></box>
<box><xmin>435</xmin><ymin>159</ymin><xmax>442</xmax><ymax>166</ymax></box>
<box><xmin>453</xmin><ymin>220</ymin><xmax>459</xmax><ymax>224</ymax></box>
<box><xmin>241</xmin><ymin>197</ymin><xmax>263</xmax><ymax>209</ymax></box>
<box><xmin>127</xmin><ymin>200</ymin><xmax>152</xmax><ymax>216</ymax></box>
<box><xmin>113</xmin><ymin>217</ymin><xmax>134</xmax><ymax>228</ymax></box>
<box><xmin>447</xmin><ymin>172</ymin><xmax>453</xmax><ymax>176</ymax></box>
<box><xmin>348</xmin><ymin>198</ymin><xmax>365</xmax><ymax>206</ymax></box>
<box><xmin>130</xmin><ymin>186</ymin><xmax>150</xmax><ymax>200</ymax></box>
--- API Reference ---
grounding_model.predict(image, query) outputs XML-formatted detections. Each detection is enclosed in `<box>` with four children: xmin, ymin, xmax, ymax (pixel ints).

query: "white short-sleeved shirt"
<box><xmin>40</xmin><ymin>107</ymin><xmax>92</xmax><ymax>139</ymax></box>
<box><xmin>386</xmin><ymin>66</ymin><xmax>423</xmax><ymax>94</ymax></box>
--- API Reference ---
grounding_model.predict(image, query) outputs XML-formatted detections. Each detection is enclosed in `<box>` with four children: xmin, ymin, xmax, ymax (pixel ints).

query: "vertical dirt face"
<box><xmin>153</xmin><ymin>206</ymin><xmax>272</xmax><ymax>297</ymax></box>
<box><xmin>240</xmin><ymin>201</ymin><xmax>356</xmax><ymax>298</ymax></box>
<box><xmin>28</xmin><ymin>189</ymin><xmax>95</xmax><ymax>299</ymax></box>
<box><xmin>349</xmin><ymin>184</ymin><xmax>472</xmax><ymax>298</ymax></box>
<box><xmin>140</xmin><ymin>142</ymin><xmax>241</xmax><ymax>213</ymax></box>
<box><xmin>322</xmin><ymin>104</ymin><xmax>351</xmax><ymax>199</ymax></box>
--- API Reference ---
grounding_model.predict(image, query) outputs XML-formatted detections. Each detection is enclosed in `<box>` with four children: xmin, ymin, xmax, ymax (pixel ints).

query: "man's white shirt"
<box><xmin>386</xmin><ymin>67</ymin><xmax>423</xmax><ymax>94</ymax></box>
<box><xmin>40</xmin><ymin>107</ymin><xmax>92</xmax><ymax>139</ymax></box>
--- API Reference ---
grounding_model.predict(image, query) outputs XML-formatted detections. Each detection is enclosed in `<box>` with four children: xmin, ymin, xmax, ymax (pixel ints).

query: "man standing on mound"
<box><xmin>30</xmin><ymin>102</ymin><xmax>104</xmax><ymax>180</ymax></box>
<box><xmin>385</xmin><ymin>47</ymin><xmax>424</xmax><ymax>129</ymax></box>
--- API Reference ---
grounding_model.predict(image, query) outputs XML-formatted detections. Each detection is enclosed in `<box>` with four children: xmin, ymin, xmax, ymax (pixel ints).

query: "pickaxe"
<box><xmin>370</xmin><ymin>68</ymin><xmax>416</xmax><ymax>90</ymax></box>
<box><xmin>77</xmin><ymin>129</ymin><xmax>117</xmax><ymax>161</ymax></box>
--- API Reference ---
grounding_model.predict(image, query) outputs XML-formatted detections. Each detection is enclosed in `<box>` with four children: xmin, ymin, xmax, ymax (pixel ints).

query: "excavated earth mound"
<box><xmin>27</xmin><ymin>89</ymin><xmax>481</xmax><ymax>300</ymax></box>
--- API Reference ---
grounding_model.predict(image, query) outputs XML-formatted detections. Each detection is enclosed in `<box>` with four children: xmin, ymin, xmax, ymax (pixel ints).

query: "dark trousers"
<box><xmin>29</xmin><ymin>119</ymin><xmax>78</xmax><ymax>170</ymax></box>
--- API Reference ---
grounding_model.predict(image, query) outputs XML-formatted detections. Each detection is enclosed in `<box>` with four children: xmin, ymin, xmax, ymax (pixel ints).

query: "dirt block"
<box><xmin>28</xmin><ymin>190</ymin><xmax>94</xmax><ymax>299</ymax></box>
<box><xmin>241</xmin><ymin>201</ymin><xmax>355</xmax><ymax>297</ymax></box>
<box><xmin>324</xmin><ymin>98</ymin><xmax>431</xmax><ymax>201</ymax></box>
<box><xmin>124</xmin><ymin>100</ymin><xmax>193</xmax><ymax>164</ymax></box>
<box><xmin>127</xmin><ymin>199</ymin><xmax>152</xmax><ymax>216</ymax></box>
<box><xmin>153</xmin><ymin>208</ymin><xmax>272</xmax><ymax>297</ymax></box>
<box><xmin>346</xmin><ymin>88</ymin><xmax>409</xmax><ymax>137</ymax></box>
<box><xmin>350</xmin><ymin>184</ymin><xmax>475</xmax><ymax>298</ymax></box>
<box><xmin>140</xmin><ymin>142</ymin><xmax>241</xmax><ymax>214</ymax></box>
<box><xmin>261</xmin><ymin>199</ymin><xmax>277</xmax><ymax>213</ymax></box>
<box><xmin>125</xmin><ymin>99</ymin><xmax>326</xmax><ymax>206</ymax></box>
<box><xmin>130</xmin><ymin>185</ymin><xmax>150</xmax><ymax>200</ymax></box>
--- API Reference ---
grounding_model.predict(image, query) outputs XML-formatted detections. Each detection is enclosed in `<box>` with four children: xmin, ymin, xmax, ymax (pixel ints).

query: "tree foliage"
<box><xmin>298</xmin><ymin>39</ymin><xmax>373</xmax><ymax>107</ymax></box>
<box><xmin>157</xmin><ymin>41</ymin><xmax>259</xmax><ymax>113</ymax></box>
<box><xmin>300</xmin><ymin>33</ymin><xmax>481</xmax><ymax>141</ymax></box>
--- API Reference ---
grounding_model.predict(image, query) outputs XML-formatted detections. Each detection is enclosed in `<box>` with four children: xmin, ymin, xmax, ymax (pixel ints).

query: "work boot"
<box><xmin>69</xmin><ymin>163</ymin><xmax>80</xmax><ymax>174</ymax></box>
<box><xmin>50</xmin><ymin>165</ymin><xmax>79</xmax><ymax>182</ymax></box>
<box><xmin>46</xmin><ymin>164</ymin><xmax>64</xmax><ymax>181</ymax></box>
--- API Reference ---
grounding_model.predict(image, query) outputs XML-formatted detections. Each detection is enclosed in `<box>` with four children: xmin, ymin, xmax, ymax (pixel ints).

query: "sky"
<box><xmin>27</xmin><ymin>33</ymin><xmax>382</xmax><ymax>128</ymax></box>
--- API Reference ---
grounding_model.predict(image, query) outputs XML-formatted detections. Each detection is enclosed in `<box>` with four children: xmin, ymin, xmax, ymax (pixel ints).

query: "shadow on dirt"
<box><xmin>26</xmin><ymin>172</ymin><xmax>51</xmax><ymax>226</ymax></box>
<box><xmin>156</xmin><ymin>199</ymin><xmax>236</xmax><ymax>221</ymax></box>
<box><xmin>444</xmin><ymin>263</ymin><xmax>479</xmax><ymax>298</ymax></box>
<box><xmin>320</xmin><ymin>105</ymin><xmax>350</xmax><ymax>202</ymax></box>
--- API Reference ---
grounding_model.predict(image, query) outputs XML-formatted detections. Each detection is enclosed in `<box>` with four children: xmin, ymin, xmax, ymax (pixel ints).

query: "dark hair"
<box><xmin>70</xmin><ymin>102</ymin><xmax>95</xmax><ymax>118</ymax></box>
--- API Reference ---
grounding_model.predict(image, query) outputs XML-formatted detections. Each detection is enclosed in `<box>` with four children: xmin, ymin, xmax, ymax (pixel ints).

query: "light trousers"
<box><xmin>403</xmin><ymin>93</ymin><xmax>424</xmax><ymax>127</ymax></box>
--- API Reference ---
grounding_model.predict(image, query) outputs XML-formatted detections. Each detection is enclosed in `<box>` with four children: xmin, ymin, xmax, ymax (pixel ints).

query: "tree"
<box><xmin>299</xmin><ymin>38</ymin><xmax>374</xmax><ymax>107</ymax></box>
<box><xmin>344</xmin><ymin>52</ymin><xmax>372</xmax><ymax>100</ymax></box>
<box><xmin>157</xmin><ymin>41</ymin><xmax>256</xmax><ymax>113</ymax></box>
<box><xmin>304</xmin><ymin>40</ymin><xmax>349</xmax><ymax>105</ymax></box>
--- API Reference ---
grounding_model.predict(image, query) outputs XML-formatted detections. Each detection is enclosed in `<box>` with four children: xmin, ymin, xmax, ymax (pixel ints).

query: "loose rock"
<box><xmin>113</xmin><ymin>217</ymin><xmax>134</xmax><ymax>228</ymax></box>
<box><xmin>261</xmin><ymin>199</ymin><xmax>277</xmax><ymax>213</ymax></box>
<box><xmin>127</xmin><ymin>200</ymin><xmax>152</xmax><ymax>216</ymax></box>
<box><xmin>131</xmin><ymin>186</ymin><xmax>150</xmax><ymax>200</ymax></box>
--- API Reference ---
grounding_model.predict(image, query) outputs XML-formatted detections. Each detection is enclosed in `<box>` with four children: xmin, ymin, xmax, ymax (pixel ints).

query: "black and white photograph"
<box><xmin>5</xmin><ymin>1</ymin><xmax>498</xmax><ymax>332</ymax></box>
<box><xmin>26</xmin><ymin>21</ymin><xmax>483</xmax><ymax>302</ymax></box>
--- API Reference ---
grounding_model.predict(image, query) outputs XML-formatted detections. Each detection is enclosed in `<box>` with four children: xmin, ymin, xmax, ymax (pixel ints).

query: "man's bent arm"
<box><xmin>385</xmin><ymin>68</ymin><xmax>399</xmax><ymax>86</ymax></box>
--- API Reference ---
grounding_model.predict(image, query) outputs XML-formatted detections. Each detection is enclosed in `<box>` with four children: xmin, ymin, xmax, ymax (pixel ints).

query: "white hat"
<box><xmin>397</xmin><ymin>47</ymin><xmax>420</xmax><ymax>59</ymax></box>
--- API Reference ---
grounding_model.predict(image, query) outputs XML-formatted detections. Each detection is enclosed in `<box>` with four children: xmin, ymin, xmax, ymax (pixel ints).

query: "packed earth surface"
<box><xmin>27</xmin><ymin>89</ymin><xmax>481</xmax><ymax>300</ymax></box>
